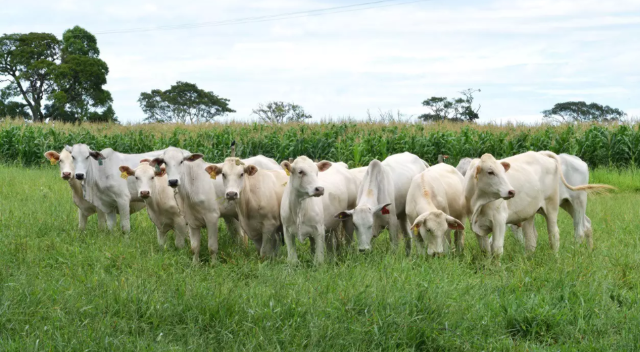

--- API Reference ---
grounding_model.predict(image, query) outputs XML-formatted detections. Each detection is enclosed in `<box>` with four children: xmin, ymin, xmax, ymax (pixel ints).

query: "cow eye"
<box><xmin>298</xmin><ymin>170</ymin><xmax>304</xmax><ymax>176</ymax></box>
<box><xmin>135</xmin><ymin>177</ymin><xmax>139</xmax><ymax>180</ymax></box>
<box><xmin>151</xmin><ymin>176</ymin><xmax>155</xmax><ymax>180</ymax></box>
<box><xmin>222</xmin><ymin>173</ymin><xmax>226</xmax><ymax>179</ymax></box>
<box><xmin>488</xmin><ymin>170</ymin><xmax>495</xmax><ymax>176</ymax></box>
<box><xmin>240</xmin><ymin>173</ymin><xmax>244</xmax><ymax>177</ymax></box>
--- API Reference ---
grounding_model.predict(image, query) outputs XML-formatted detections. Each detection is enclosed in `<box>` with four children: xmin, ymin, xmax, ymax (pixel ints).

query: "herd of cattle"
<box><xmin>43</xmin><ymin>143</ymin><xmax>614</xmax><ymax>264</ymax></box>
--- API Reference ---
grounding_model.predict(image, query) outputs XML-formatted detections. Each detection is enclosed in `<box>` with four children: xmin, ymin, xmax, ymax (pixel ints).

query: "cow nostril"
<box><xmin>508</xmin><ymin>190</ymin><xmax>516</xmax><ymax>197</ymax></box>
<box><xmin>75</xmin><ymin>173</ymin><xmax>84</xmax><ymax>180</ymax></box>
<box><xmin>168</xmin><ymin>179</ymin><xmax>178</xmax><ymax>187</ymax></box>
<box><xmin>315</xmin><ymin>187</ymin><xmax>324</xmax><ymax>193</ymax></box>
<box><xmin>226</xmin><ymin>191</ymin><xmax>238</xmax><ymax>199</ymax></box>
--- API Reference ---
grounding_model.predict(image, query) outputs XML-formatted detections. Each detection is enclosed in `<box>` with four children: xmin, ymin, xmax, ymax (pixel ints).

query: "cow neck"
<box><xmin>417</xmin><ymin>172</ymin><xmax>438</xmax><ymax>214</ymax></box>
<box><xmin>236</xmin><ymin>172</ymin><xmax>258</xmax><ymax>216</ymax></box>
<box><xmin>68</xmin><ymin>178</ymin><xmax>86</xmax><ymax>205</ymax></box>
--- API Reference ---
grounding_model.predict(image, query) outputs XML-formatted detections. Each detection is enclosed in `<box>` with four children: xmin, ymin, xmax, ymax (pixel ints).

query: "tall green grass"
<box><xmin>2</xmin><ymin>120</ymin><xmax>640</xmax><ymax>168</ymax></box>
<box><xmin>1</xmin><ymin>166</ymin><xmax>639</xmax><ymax>350</ymax></box>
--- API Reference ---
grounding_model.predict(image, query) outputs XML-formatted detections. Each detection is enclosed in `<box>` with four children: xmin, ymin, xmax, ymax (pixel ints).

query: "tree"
<box><xmin>138</xmin><ymin>81</ymin><xmax>235</xmax><ymax>123</ymax></box>
<box><xmin>542</xmin><ymin>101</ymin><xmax>626</xmax><ymax>123</ymax></box>
<box><xmin>252</xmin><ymin>101</ymin><xmax>312</xmax><ymax>124</ymax></box>
<box><xmin>0</xmin><ymin>27</ymin><xmax>115</xmax><ymax>123</ymax></box>
<box><xmin>418</xmin><ymin>88</ymin><xmax>481</xmax><ymax>122</ymax></box>
<box><xmin>0</xmin><ymin>86</ymin><xmax>30</xmax><ymax>118</ymax></box>
<box><xmin>0</xmin><ymin>32</ymin><xmax>59</xmax><ymax>122</ymax></box>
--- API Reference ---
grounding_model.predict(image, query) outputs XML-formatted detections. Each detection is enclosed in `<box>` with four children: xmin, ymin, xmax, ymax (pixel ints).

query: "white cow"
<box><xmin>335</xmin><ymin>152</ymin><xmax>428</xmax><ymax>253</ymax></box>
<box><xmin>406</xmin><ymin>164</ymin><xmax>466</xmax><ymax>256</ymax></box>
<box><xmin>66</xmin><ymin>144</ymin><xmax>163</xmax><ymax>233</ymax></box>
<box><xmin>119</xmin><ymin>162</ymin><xmax>188</xmax><ymax>249</ymax></box>
<box><xmin>348</xmin><ymin>167</ymin><xmax>368</xmax><ymax>185</ymax></box>
<box><xmin>44</xmin><ymin>149</ymin><xmax>106</xmax><ymax>230</ymax></box>
<box><xmin>205</xmin><ymin>158</ymin><xmax>288</xmax><ymax>258</ymax></box>
<box><xmin>456</xmin><ymin>158</ymin><xmax>473</xmax><ymax>176</ymax></box>
<box><xmin>509</xmin><ymin>153</ymin><xmax>595</xmax><ymax>248</ymax></box>
<box><xmin>465</xmin><ymin>151</ymin><xmax>611</xmax><ymax>258</ymax></box>
<box><xmin>280</xmin><ymin>156</ymin><xmax>358</xmax><ymax>264</ymax></box>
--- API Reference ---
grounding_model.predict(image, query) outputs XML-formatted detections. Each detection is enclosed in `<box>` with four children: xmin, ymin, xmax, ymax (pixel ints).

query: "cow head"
<box><xmin>66</xmin><ymin>144</ymin><xmax>109</xmax><ymax>181</ymax></box>
<box><xmin>204</xmin><ymin>158</ymin><xmax>258</xmax><ymax>200</ymax></box>
<box><xmin>410</xmin><ymin>211</ymin><xmax>464</xmax><ymax>256</ymax></box>
<box><xmin>335</xmin><ymin>203</ymin><xmax>391</xmax><ymax>252</ymax></box>
<box><xmin>119</xmin><ymin>161</ymin><xmax>166</xmax><ymax>199</ymax></box>
<box><xmin>281</xmin><ymin>156</ymin><xmax>331</xmax><ymax>198</ymax></box>
<box><xmin>45</xmin><ymin>149</ymin><xmax>75</xmax><ymax>180</ymax></box>
<box><xmin>473</xmin><ymin>154</ymin><xmax>515</xmax><ymax>200</ymax></box>
<box><xmin>149</xmin><ymin>147</ymin><xmax>202</xmax><ymax>189</ymax></box>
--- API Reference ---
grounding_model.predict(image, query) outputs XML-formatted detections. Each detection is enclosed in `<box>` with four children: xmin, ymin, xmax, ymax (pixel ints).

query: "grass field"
<box><xmin>1</xmin><ymin>166</ymin><xmax>639</xmax><ymax>351</ymax></box>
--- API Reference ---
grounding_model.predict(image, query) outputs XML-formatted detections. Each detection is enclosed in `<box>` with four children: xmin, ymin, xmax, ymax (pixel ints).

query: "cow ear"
<box><xmin>317</xmin><ymin>160</ymin><xmax>332</xmax><ymax>172</ymax></box>
<box><xmin>89</xmin><ymin>151</ymin><xmax>105</xmax><ymax>160</ymax></box>
<box><xmin>139</xmin><ymin>158</ymin><xmax>151</xmax><ymax>163</ymax></box>
<box><xmin>335</xmin><ymin>210</ymin><xmax>354</xmax><ymax>220</ymax></box>
<box><xmin>149</xmin><ymin>158</ymin><xmax>165</xmax><ymax>167</ymax></box>
<box><xmin>445</xmin><ymin>215</ymin><xmax>465</xmax><ymax>230</ymax></box>
<box><xmin>474</xmin><ymin>165</ymin><xmax>482</xmax><ymax>180</ymax></box>
<box><xmin>204</xmin><ymin>165</ymin><xmax>222</xmax><ymax>178</ymax></box>
<box><xmin>245</xmin><ymin>165</ymin><xmax>258</xmax><ymax>176</ymax></box>
<box><xmin>119</xmin><ymin>166</ymin><xmax>135</xmax><ymax>176</ymax></box>
<box><xmin>410</xmin><ymin>221</ymin><xmax>422</xmax><ymax>235</ymax></box>
<box><xmin>44</xmin><ymin>151</ymin><xmax>60</xmax><ymax>162</ymax></box>
<box><xmin>373</xmin><ymin>203</ymin><xmax>392</xmax><ymax>215</ymax></box>
<box><xmin>281</xmin><ymin>161</ymin><xmax>292</xmax><ymax>176</ymax></box>
<box><xmin>155</xmin><ymin>166</ymin><xmax>166</xmax><ymax>177</ymax></box>
<box><xmin>184</xmin><ymin>153</ymin><xmax>203</xmax><ymax>162</ymax></box>
<box><xmin>501</xmin><ymin>161</ymin><xmax>511</xmax><ymax>172</ymax></box>
<box><xmin>64</xmin><ymin>145</ymin><xmax>72</xmax><ymax>153</ymax></box>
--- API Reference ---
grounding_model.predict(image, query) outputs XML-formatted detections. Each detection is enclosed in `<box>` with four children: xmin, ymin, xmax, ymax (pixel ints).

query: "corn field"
<box><xmin>1</xmin><ymin>120</ymin><xmax>639</xmax><ymax>168</ymax></box>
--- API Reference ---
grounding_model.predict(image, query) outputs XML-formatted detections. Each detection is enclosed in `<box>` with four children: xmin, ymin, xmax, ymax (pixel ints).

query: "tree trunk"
<box><xmin>12</xmin><ymin>77</ymin><xmax>39</xmax><ymax>121</ymax></box>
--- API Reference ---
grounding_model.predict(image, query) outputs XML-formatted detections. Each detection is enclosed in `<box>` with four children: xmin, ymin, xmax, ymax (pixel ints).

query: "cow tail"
<box><xmin>538</xmin><ymin>151</ymin><xmax>616</xmax><ymax>194</ymax></box>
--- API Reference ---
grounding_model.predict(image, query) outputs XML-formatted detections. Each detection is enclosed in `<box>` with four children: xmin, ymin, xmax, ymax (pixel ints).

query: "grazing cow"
<box><xmin>509</xmin><ymin>153</ymin><xmax>596</xmax><ymax>248</ymax></box>
<box><xmin>205</xmin><ymin>158</ymin><xmax>288</xmax><ymax>258</ymax></box>
<box><xmin>280</xmin><ymin>156</ymin><xmax>358</xmax><ymax>264</ymax></box>
<box><xmin>465</xmin><ymin>151</ymin><xmax>612</xmax><ymax>258</ymax></box>
<box><xmin>335</xmin><ymin>152</ymin><xmax>428</xmax><ymax>253</ymax></box>
<box><xmin>65</xmin><ymin>144</ymin><xmax>163</xmax><ymax>232</ymax></box>
<box><xmin>119</xmin><ymin>162</ymin><xmax>188</xmax><ymax>249</ymax></box>
<box><xmin>44</xmin><ymin>149</ymin><xmax>106</xmax><ymax>230</ymax></box>
<box><xmin>456</xmin><ymin>158</ymin><xmax>473</xmax><ymax>176</ymax></box>
<box><xmin>406</xmin><ymin>164</ymin><xmax>466</xmax><ymax>256</ymax></box>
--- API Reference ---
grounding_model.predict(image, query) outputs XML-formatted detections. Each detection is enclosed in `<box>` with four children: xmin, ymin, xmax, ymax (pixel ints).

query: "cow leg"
<box><xmin>105</xmin><ymin>211</ymin><xmax>117</xmax><ymax>231</ymax></box>
<box><xmin>475</xmin><ymin>234</ymin><xmax>491</xmax><ymax>254</ymax></box>
<box><xmin>509</xmin><ymin>224</ymin><xmax>525</xmax><ymax>245</ymax></box>
<box><xmin>454</xmin><ymin>229</ymin><xmax>465</xmax><ymax>254</ymax></box>
<box><xmin>189</xmin><ymin>226</ymin><xmax>202</xmax><ymax>264</ymax></box>
<box><xmin>205</xmin><ymin>218</ymin><xmax>220</xmax><ymax>263</ymax></box>
<box><xmin>173</xmin><ymin>218</ymin><xmax>188</xmax><ymax>249</ymax></box>
<box><xmin>584</xmin><ymin>215</ymin><xmax>593</xmax><ymax>249</ymax></box>
<box><xmin>490</xmin><ymin>221</ymin><xmax>506</xmax><ymax>258</ymax></box>
<box><xmin>342</xmin><ymin>218</ymin><xmax>355</xmax><ymax>248</ymax></box>
<box><xmin>283</xmin><ymin>227</ymin><xmax>299</xmax><ymax>264</ymax></box>
<box><xmin>543</xmin><ymin>204</ymin><xmax>560</xmax><ymax>252</ymax></box>
<box><xmin>78</xmin><ymin>209</ymin><xmax>89</xmax><ymax>231</ymax></box>
<box><xmin>314</xmin><ymin>229</ymin><xmax>326</xmax><ymax>265</ymax></box>
<box><xmin>562</xmin><ymin>197</ymin><xmax>587</xmax><ymax>246</ymax></box>
<box><xmin>387</xmin><ymin>215</ymin><xmax>400</xmax><ymax>250</ymax></box>
<box><xmin>116</xmin><ymin>201</ymin><xmax>131</xmax><ymax>233</ymax></box>
<box><xmin>224</xmin><ymin>217</ymin><xmax>247</xmax><ymax>247</ymax></box>
<box><xmin>156</xmin><ymin>227</ymin><xmax>168</xmax><ymax>248</ymax></box>
<box><xmin>522</xmin><ymin>217</ymin><xmax>537</xmax><ymax>253</ymax></box>
<box><xmin>97</xmin><ymin>210</ymin><xmax>107</xmax><ymax>230</ymax></box>
<box><xmin>397</xmin><ymin>213</ymin><xmax>412</xmax><ymax>256</ymax></box>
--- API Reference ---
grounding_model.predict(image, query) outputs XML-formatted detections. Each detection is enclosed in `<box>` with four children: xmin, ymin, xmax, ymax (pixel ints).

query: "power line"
<box><xmin>91</xmin><ymin>0</ymin><xmax>432</xmax><ymax>35</ymax></box>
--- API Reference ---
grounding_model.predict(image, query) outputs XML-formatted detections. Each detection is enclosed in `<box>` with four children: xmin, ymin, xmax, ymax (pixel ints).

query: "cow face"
<box><xmin>120</xmin><ymin>162</ymin><xmax>165</xmax><ymax>199</ymax></box>
<box><xmin>474</xmin><ymin>154</ymin><xmax>515</xmax><ymax>201</ymax></box>
<box><xmin>45</xmin><ymin>150</ymin><xmax>75</xmax><ymax>180</ymax></box>
<box><xmin>205</xmin><ymin>158</ymin><xmax>258</xmax><ymax>200</ymax></box>
<box><xmin>281</xmin><ymin>156</ymin><xmax>331</xmax><ymax>198</ymax></box>
<box><xmin>149</xmin><ymin>147</ymin><xmax>202</xmax><ymax>189</ymax></box>
<box><xmin>67</xmin><ymin>144</ymin><xmax>105</xmax><ymax>181</ymax></box>
<box><xmin>410</xmin><ymin>211</ymin><xmax>464</xmax><ymax>256</ymax></box>
<box><xmin>335</xmin><ymin>203</ymin><xmax>391</xmax><ymax>252</ymax></box>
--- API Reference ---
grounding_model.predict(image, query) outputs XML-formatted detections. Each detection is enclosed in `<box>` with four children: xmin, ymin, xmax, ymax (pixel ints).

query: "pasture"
<box><xmin>0</xmin><ymin>165</ymin><xmax>639</xmax><ymax>351</ymax></box>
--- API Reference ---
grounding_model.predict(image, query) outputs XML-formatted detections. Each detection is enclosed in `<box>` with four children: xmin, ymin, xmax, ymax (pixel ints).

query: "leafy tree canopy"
<box><xmin>252</xmin><ymin>101</ymin><xmax>312</xmax><ymax>124</ymax></box>
<box><xmin>542</xmin><ymin>101</ymin><xmax>625</xmax><ymax>123</ymax></box>
<box><xmin>418</xmin><ymin>88</ymin><xmax>481</xmax><ymax>123</ymax></box>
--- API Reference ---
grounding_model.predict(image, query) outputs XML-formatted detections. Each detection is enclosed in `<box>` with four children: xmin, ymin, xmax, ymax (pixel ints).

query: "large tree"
<box><xmin>542</xmin><ymin>101</ymin><xmax>626</xmax><ymax>123</ymax></box>
<box><xmin>0</xmin><ymin>27</ymin><xmax>114</xmax><ymax>122</ymax></box>
<box><xmin>252</xmin><ymin>101</ymin><xmax>312</xmax><ymax>124</ymax></box>
<box><xmin>138</xmin><ymin>81</ymin><xmax>235</xmax><ymax>123</ymax></box>
<box><xmin>418</xmin><ymin>88</ymin><xmax>481</xmax><ymax>122</ymax></box>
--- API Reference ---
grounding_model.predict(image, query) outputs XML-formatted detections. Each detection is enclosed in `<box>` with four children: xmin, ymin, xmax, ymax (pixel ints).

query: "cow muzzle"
<box><xmin>140</xmin><ymin>190</ymin><xmax>150</xmax><ymax>199</ymax></box>
<box><xmin>311</xmin><ymin>186</ymin><xmax>325</xmax><ymax>197</ymax></box>
<box><xmin>62</xmin><ymin>172</ymin><xmax>72</xmax><ymax>180</ymax></box>
<box><xmin>168</xmin><ymin>179</ymin><xmax>179</xmax><ymax>188</ymax></box>
<box><xmin>503</xmin><ymin>189</ymin><xmax>516</xmax><ymax>200</ymax></box>
<box><xmin>225</xmin><ymin>191</ymin><xmax>239</xmax><ymax>200</ymax></box>
<box><xmin>75</xmin><ymin>173</ymin><xmax>85</xmax><ymax>180</ymax></box>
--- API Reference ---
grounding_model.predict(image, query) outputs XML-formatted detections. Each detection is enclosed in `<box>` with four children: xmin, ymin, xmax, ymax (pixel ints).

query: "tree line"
<box><xmin>1</xmin><ymin>28</ymin><xmax>628</xmax><ymax>124</ymax></box>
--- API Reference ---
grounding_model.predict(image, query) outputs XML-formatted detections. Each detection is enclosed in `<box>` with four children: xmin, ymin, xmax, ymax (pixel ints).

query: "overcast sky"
<box><xmin>3</xmin><ymin>0</ymin><xmax>639</xmax><ymax>123</ymax></box>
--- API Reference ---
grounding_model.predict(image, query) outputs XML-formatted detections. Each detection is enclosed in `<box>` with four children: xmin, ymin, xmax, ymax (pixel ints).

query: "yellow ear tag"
<box><xmin>412</xmin><ymin>227</ymin><xmax>419</xmax><ymax>236</ymax></box>
<box><xmin>209</xmin><ymin>171</ymin><xmax>216</xmax><ymax>180</ymax></box>
<box><xmin>120</xmin><ymin>171</ymin><xmax>129</xmax><ymax>179</ymax></box>
<box><xmin>285</xmin><ymin>169</ymin><xmax>290</xmax><ymax>176</ymax></box>
<box><xmin>50</xmin><ymin>158</ymin><xmax>57</xmax><ymax>165</ymax></box>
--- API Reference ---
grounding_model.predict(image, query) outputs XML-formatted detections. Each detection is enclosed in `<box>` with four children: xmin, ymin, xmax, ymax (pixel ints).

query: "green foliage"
<box><xmin>419</xmin><ymin>88</ymin><xmax>481</xmax><ymax>122</ymax></box>
<box><xmin>138</xmin><ymin>81</ymin><xmax>235</xmax><ymax>124</ymax></box>
<box><xmin>543</xmin><ymin>101</ymin><xmax>626</xmax><ymax>123</ymax></box>
<box><xmin>1</xmin><ymin>121</ymin><xmax>640</xmax><ymax>169</ymax></box>
<box><xmin>0</xmin><ymin>166</ymin><xmax>639</xmax><ymax>350</ymax></box>
<box><xmin>252</xmin><ymin>101</ymin><xmax>312</xmax><ymax>123</ymax></box>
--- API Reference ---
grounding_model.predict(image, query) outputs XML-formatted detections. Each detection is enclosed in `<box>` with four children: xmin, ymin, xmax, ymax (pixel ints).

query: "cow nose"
<box><xmin>62</xmin><ymin>172</ymin><xmax>71</xmax><ymax>179</ymax></box>
<box><xmin>508</xmin><ymin>190</ymin><xmax>516</xmax><ymax>198</ymax></box>
<box><xmin>75</xmin><ymin>173</ymin><xmax>84</xmax><ymax>180</ymax></box>
<box><xmin>314</xmin><ymin>186</ymin><xmax>325</xmax><ymax>196</ymax></box>
<box><xmin>226</xmin><ymin>191</ymin><xmax>238</xmax><ymax>200</ymax></box>
<box><xmin>140</xmin><ymin>190</ymin><xmax>150</xmax><ymax>198</ymax></box>
<box><xmin>168</xmin><ymin>179</ymin><xmax>178</xmax><ymax>188</ymax></box>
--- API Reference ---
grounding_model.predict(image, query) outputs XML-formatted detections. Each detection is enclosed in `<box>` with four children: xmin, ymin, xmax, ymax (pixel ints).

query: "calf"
<box><xmin>44</xmin><ymin>149</ymin><xmax>106</xmax><ymax>230</ymax></box>
<box><xmin>65</xmin><ymin>144</ymin><xmax>163</xmax><ymax>232</ymax></box>
<box><xmin>406</xmin><ymin>164</ymin><xmax>466</xmax><ymax>256</ymax></box>
<box><xmin>119</xmin><ymin>162</ymin><xmax>188</xmax><ymax>249</ymax></box>
<box><xmin>205</xmin><ymin>158</ymin><xmax>288</xmax><ymax>258</ymax></box>
<box><xmin>335</xmin><ymin>152</ymin><xmax>428</xmax><ymax>254</ymax></box>
<box><xmin>280</xmin><ymin>156</ymin><xmax>357</xmax><ymax>264</ymax></box>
